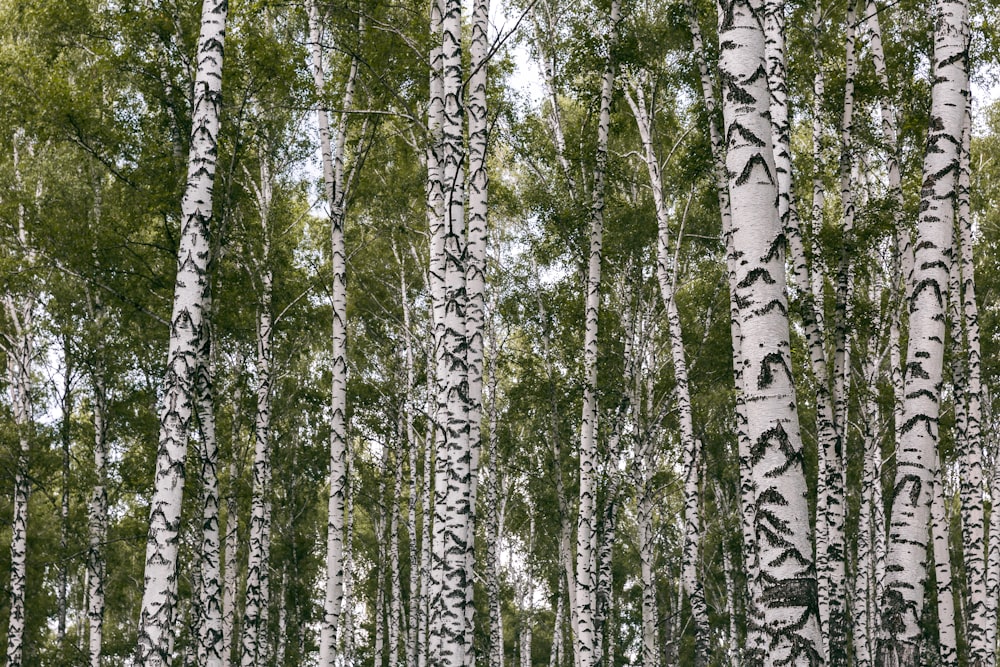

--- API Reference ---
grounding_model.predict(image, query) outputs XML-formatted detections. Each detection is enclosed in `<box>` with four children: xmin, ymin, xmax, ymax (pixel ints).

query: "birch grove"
<box><xmin>3</xmin><ymin>0</ymin><xmax>1000</xmax><ymax>664</ymax></box>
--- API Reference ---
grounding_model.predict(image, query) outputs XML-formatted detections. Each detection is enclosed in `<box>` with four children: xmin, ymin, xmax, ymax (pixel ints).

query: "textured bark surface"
<box><xmin>576</xmin><ymin>5</ymin><xmax>619</xmax><ymax>666</ymax></box>
<box><xmin>241</xmin><ymin>194</ymin><xmax>273</xmax><ymax>667</ymax></box>
<box><xmin>954</xmin><ymin>105</ymin><xmax>989</xmax><ymax>667</ymax></box>
<box><xmin>686</xmin><ymin>5</ymin><xmax>761</xmax><ymax>657</ymax></box>
<box><xmin>196</xmin><ymin>352</ymin><xmax>223</xmax><ymax>667</ymax></box>
<box><xmin>626</xmin><ymin>79</ymin><xmax>708</xmax><ymax>666</ymax></box>
<box><xmin>308</xmin><ymin>4</ymin><xmax>358</xmax><ymax>662</ymax></box>
<box><xmin>136</xmin><ymin>2</ymin><xmax>226</xmax><ymax>663</ymax></box>
<box><xmin>878</xmin><ymin>0</ymin><xmax>967</xmax><ymax>660</ymax></box>
<box><xmin>931</xmin><ymin>455</ymin><xmax>959</xmax><ymax>666</ymax></box>
<box><xmin>717</xmin><ymin>0</ymin><xmax>823</xmax><ymax>661</ymax></box>
<box><xmin>427</xmin><ymin>0</ymin><xmax>474</xmax><ymax>662</ymax></box>
<box><xmin>3</xmin><ymin>273</ymin><xmax>33</xmax><ymax>667</ymax></box>
<box><xmin>464</xmin><ymin>0</ymin><xmax>489</xmax><ymax>662</ymax></box>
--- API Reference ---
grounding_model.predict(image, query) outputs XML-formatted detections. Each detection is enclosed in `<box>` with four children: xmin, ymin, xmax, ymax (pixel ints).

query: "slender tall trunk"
<box><xmin>530</xmin><ymin>0</ymin><xmax>577</xmax><ymax>202</ymax></box>
<box><xmin>308</xmin><ymin>5</ymin><xmax>359</xmax><ymax>662</ymax></box>
<box><xmin>428</xmin><ymin>0</ymin><xmax>473</xmax><ymax>660</ymax></box>
<box><xmin>955</xmin><ymin>104</ymin><xmax>989</xmax><ymax>667</ymax></box>
<box><xmin>819</xmin><ymin>5</ymin><xmax>857</xmax><ymax>661</ymax></box>
<box><xmin>85</xmin><ymin>183</ymin><xmax>109</xmax><ymax>667</ymax></box>
<box><xmin>275</xmin><ymin>567</ymin><xmax>288</xmax><ymax>666</ymax></box>
<box><xmin>3</xmin><ymin>246</ymin><xmax>34</xmax><ymax>667</ymax></box>
<box><xmin>465</xmin><ymin>0</ymin><xmax>489</xmax><ymax>662</ymax></box>
<box><xmin>932</xmin><ymin>454</ymin><xmax>959</xmax><ymax>666</ymax></box>
<box><xmin>398</xmin><ymin>250</ymin><xmax>421</xmax><ymax>667</ymax></box>
<box><xmin>853</xmin><ymin>353</ymin><xmax>881</xmax><ymax>667</ymax></box>
<box><xmin>390</xmin><ymin>440</ymin><xmax>404</xmax><ymax>667</ymax></box>
<box><xmin>576</xmin><ymin>5</ymin><xmax>620</xmax><ymax>666</ymax></box>
<box><xmin>686</xmin><ymin>5</ymin><xmax>761</xmax><ymax>658</ymax></box>
<box><xmin>549</xmin><ymin>579</ymin><xmax>564</xmax><ymax>667</ymax></box>
<box><xmin>717</xmin><ymin>0</ymin><xmax>824</xmax><ymax>661</ymax></box>
<box><xmin>87</xmin><ymin>315</ymin><xmax>109</xmax><ymax>667</ymax></box>
<box><xmin>136</xmin><ymin>2</ymin><xmax>227</xmax><ymax>662</ymax></box>
<box><xmin>486</xmin><ymin>317</ymin><xmax>505</xmax><ymax>667</ymax></box>
<box><xmin>339</xmin><ymin>439</ymin><xmax>356</xmax><ymax>663</ymax></box>
<box><xmin>222</xmin><ymin>383</ymin><xmax>242</xmax><ymax>667</ymax></box>
<box><xmin>878</xmin><ymin>0</ymin><xmax>968</xmax><ymax>661</ymax></box>
<box><xmin>58</xmin><ymin>334</ymin><xmax>73</xmax><ymax>645</ymax></box>
<box><xmin>241</xmin><ymin>169</ymin><xmax>274</xmax><ymax>667</ymax></box>
<box><xmin>196</xmin><ymin>318</ymin><xmax>223</xmax><ymax>667</ymax></box>
<box><xmin>636</xmin><ymin>486</ymin><xmax>657</xmax><ymax>667</ymax></box>
<box><xmin>625</xmin><ymin>79</ymin><xmax>708</xmax><ymax>666</ymax></box>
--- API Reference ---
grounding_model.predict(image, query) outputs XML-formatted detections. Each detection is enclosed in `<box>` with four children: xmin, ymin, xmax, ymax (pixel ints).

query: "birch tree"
<box><xmin>576</xmin><ymin>4</ymin><xmax>620</xmax><ymax>666</ymax></box>
<box><xmin>308</xmin><ymin>4</ymin><xmax>360</xmax><ymax>662</ymax></box>
<box><xmin>2</xmin><ymin>135</ymin><xmax>38</xmax><ymax>667</ymax></box>
<box><xmin>878</xmin><ymin>0</ymin><xmax>967</xmax><ymax>660</ymax></box>
<box><xmin>135</xmin><ymin>2</ymin><xmax>227</xmax><ymax>663</ymax></box>
<box><xmin>716</xmin><ymin>0</ymin><xmax>823</xmax><ymax>660</ymax></box>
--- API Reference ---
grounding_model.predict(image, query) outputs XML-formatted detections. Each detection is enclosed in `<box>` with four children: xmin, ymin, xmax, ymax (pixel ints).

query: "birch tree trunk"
<box><xmin>196</xmin><ymin>340</ymin><xmax>224</xmax><ymax>667</ymax></box>
<box><xmin>87</xmin><ymin>311</ymin><xmax>109</xmax><ymax>667</ymax></box>
<box><xmin>486</xmin><ymin>312</ymin><xmax>505</xmax><ymax>667</ymax></box>
<box><xmin>390</xmin><ymin>440</ymin><xmax>404</xmax><ymax>667</ymax></box>
<box><xmin>954</xmin><ymin>104</ymin><xmax>989</xmax><ymax>667</ymax></box>
<box><xmin>397</xmin><ymin>248</ymin><xmax>421</xmax><ymax>667</ymax></box>
<box><xmin>308</xmin><ymin>4</ymin><xmax>359</xmax><ymax>662</ymax></box>
<box><xmin>932</xmin><ymin>454</ymin><xmax>959</xmax><ymax>666</ymax></box>
<box><xmin>84</xmin><ymin>182</ymin><xmax>109</xmax><ymax>667</ymax></box>
<box><xmin>716</xmin><ymin>0</ymin><xmax>824</xmax><ymax>660</ymax></box>
<box><xmin>686</xmin><ymin>5</ymin><xmax>761</xmax><ymax>656</ymax></box>
<box><xmin>625</xmin><ymin>78</ymin><xmax>709</xmax><ymax>666</ymax></box>
<box><xmin>636</xmin><ymin>483</ymin><xmax>657</xmax><ymax>667</ymax></box>
<box><xmin>819</xmin><ymin>6</ymin><xmax>858</xmax><ymax>661</ymax></box>
<box><xmin>853</xmin><ymin>352</ymin><xmax>881</xmax><ymax>667</ymax></box>
<box><xmin>428</xmin><ymin>0</ymin><xmax>474</xmax><ymax>659</ymax></box>
<box><xmin>136</xmin><ymin>2</ymin><xmax>226</xmax><ymax>662</ymax></box>
<box><xmin>576</xmin><ymin>5</ymin><xmax>620</xmax><ymax>666</ymax></box>
<box><xmin>58</xmin><ymin>334</ymin><xmax>73</xmax><ymax>647</ymax></box>
<box><xmin>878</xmin><ymin>0</ymin><xmax>967</xmax><ymax>660</ymax></box>
<box><xmin>464</xmin><ymin>1</ymin><xmax>489</xmax><ymax>663</ymax></box>
<box><xmin>240</xmin><ymin>160</ymin><xmax>275</xmax><ymax>667</ymax></box>
<box><xmin>222</xmin><ymin>382</ymin><xmax>243</xmax><ymax>667</ymax></box>
<box><xmin>3</xmin><ymin>244</ymin><xmax>34</xmax><ymax>667</ymax></box>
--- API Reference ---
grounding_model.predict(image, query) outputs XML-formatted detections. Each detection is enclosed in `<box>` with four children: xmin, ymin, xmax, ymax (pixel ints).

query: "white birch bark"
<box><xmin>429</xmin><ymin>0</ymin><xmax>473</xmax><ymax>659</ymax></box>
<box><xmin>686</xmin><ymin>5</ymin><xmax>761</xmax><ymax>656</ymax></box>
<box><xmin>576</xmin><ymin>5</ymin><xmax>620</xmax><ymax>666</ymax></box>
<box><xmin>222</xmin><ymin>382</ymin><xmax>242</xmax><ymax>667</ymax></box>
<box><xmin>308</xmin><ymin>5</ymin><xmax>359</xmax><ymax>662</ymax></box>
<box><xmin>464</xmin><ymin>0</ymin><xmax>489</xmax><ymax>660</ymax></box>
<box><xmin>240</xmin><ymin>160</ymin><xmax>275</xmax><ymax>667</ymax></box>
<box><xmin>625</xmin><ymin>78</ymin><xmax>708</xmax><ymax>666</ymax></box>
<box><xmin>636</xmin><ymin>485</ymin><xmax>657</xmax><ymax>667</ymax></box>
<box><xmin>341</xmin><ymin>443</ymin><xmax>356</xmax><ymax>665</ymax></box>
<box><xmin>853</xmin><ymin>353</ymin><xmax>881</xmax><ymax>667</ymax></box>
<box><xmin>717</xmin><ymin>0</ymin><xmax>824</xmax><ymax>660</ymax></box>
<box><xmin>878</xmin><ymin>0</ymin><xmax>967</xmax><ymax>660</ymax></box>
<box><xmin>485</xmin><ymin>312</ymin><xmax>505</xmax><ymax>667</ymax></box>
<box><xmin>954</xmin><ymin>104</ymin><xmax>989</xmax><ymax>667</ymax></box>
<box><xmin>390</xmin><ymin>440</ymin><xmax>404</xmax><ymax>667</ymax></box>
<box><xmin>136</xmin><ymin>2</ymin><xmax>226</xmax><ymax>662</ymax></box>
<box><xmin>2</xmin><ymin>189</ymin><xmax>35</xmax><ymax>667</ymax></box>
<box><xmin>83</xmin><ymin>186</ymin><xmax>109</xmax><ymax>667</ymax></box>
<box><xmin>865</xmin><ymin>0</ymin><xmax>915</xmax><ymax>290</ymax></box>
<box><xmin>821</xmin><ymin>6</ymin><xmax>857</xmax><ymax>661</ymax></box>
<box><xmin>195</xmin><ymin>346</ymin><xmax>224</xmax><ymax>667</ymax></box>
<box><xmin>397</xmin><ymin>247</ymin><xmax>421</xmax><ymax>667</ymax></box>
<box><xmin>931</xmin><ymin>454</ymin><xmax>959</xmax><ymax>666</ymax></box>
<box><xmin>58</xmin><ymin>334</ymin><xmax>72</xmax><ymax>646</ymax></box>
<box><xmin>87</xmin><ymin>310</ymin><xmax>108</xmax><ymax>667</ymax></box>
